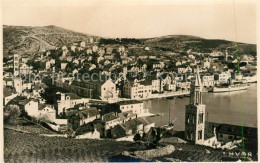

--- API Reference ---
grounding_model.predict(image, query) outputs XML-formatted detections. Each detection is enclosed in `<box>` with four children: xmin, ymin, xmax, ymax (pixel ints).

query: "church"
<box><xmin>185</xmin><ymin>68</ymin><xmax>221</xmax><ymax>148</ymax></box>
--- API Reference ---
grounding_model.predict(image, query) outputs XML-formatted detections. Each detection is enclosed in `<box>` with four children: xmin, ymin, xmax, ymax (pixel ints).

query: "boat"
<box><xmin>161</xmin><ymin>122</ymin><xmax>174</xmax><ymax>130</ymax></box>
<box><xmin>161</xmin><ymin>107</ymin><xmax>177</xmax><ymax>131</ymax></box>
<box><xmin>213</xmin><ymin>83</ymin><xmax>249</xmax><ymax>93</ymax></box>
<box><xmin>166</xmin><ymin>96</ymin><xmax>175</xmax><ymax>100</ymax></box>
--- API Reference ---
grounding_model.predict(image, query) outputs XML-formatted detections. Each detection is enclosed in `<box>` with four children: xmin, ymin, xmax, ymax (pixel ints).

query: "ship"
<box><xmin>213</xmin><ymin>82</ymin><xmax>249</xmax><ymax>93</ymax></box>
<box><xmin>161</xmin><ymin>107</ymin><xmax>178</xmax><ymax>131</ymax></box>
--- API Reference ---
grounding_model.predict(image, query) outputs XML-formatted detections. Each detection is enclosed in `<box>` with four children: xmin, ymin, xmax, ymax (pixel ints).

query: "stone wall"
<box><xmin>123</xmin><ymin>145</ymin><xmax>175</xmax><ymax>160</ymax></box>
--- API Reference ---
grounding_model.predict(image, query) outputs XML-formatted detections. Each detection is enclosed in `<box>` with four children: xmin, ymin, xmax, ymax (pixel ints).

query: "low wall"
<box><xmin>124</xmin><ymin>145</ymin><xmax>175</xmax><ymax>160</ymax></box>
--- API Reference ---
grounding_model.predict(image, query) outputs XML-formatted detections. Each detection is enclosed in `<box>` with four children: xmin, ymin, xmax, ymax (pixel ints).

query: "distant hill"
<box><xmin>3</xmin><ymin>25</ymin><xmax>100</xmax><ymax>56</ymax></box>
<box><xmin>142</xmin><ymin>35</ymin><xmax>256</xmax><ymax>55</ymax></box>
<box><xmin>3</xmin><ymin>25</ymin><xmax>256</xmax><ymax>57</ymax></box>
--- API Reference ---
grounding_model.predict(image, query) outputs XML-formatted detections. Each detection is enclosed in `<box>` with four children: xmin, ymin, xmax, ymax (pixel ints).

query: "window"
<box><xmin>104</xmin><ymin>88</ymin><xmax>106</xmax><ymax>90</ymax></box>
<box><xmin>198</xmin><ymin>113</ymin><xmax>203</xmax><ymax>124</ymax></box>
<box><xmin>198</xmin><ymin>130</ymin><xmax>202</xmax><ymax>140</ymax></box>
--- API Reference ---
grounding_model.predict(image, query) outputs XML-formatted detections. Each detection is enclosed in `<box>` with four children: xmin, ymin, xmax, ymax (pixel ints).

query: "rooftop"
<box><xmin>3</xmin><ymin>87</ymin><xmax>16</xmax><ymax>97</ymax></box>
<box><xmin>103</xmin><ymin>112</ymin><xmax>118</xmax><ymax>122</ymax></box>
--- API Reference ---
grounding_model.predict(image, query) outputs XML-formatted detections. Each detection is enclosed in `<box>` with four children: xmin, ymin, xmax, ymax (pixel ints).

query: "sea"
<box><xmin>145</xmin><ymin>83</ymin><xmax>257</xmax><ymax>131</ymax></box>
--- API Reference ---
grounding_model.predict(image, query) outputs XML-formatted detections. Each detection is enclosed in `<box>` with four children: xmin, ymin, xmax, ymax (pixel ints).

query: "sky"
<box><xmin>2</xmin><ymin>0</ymin><xmax>257</xmax><ymax>44</ymax></box>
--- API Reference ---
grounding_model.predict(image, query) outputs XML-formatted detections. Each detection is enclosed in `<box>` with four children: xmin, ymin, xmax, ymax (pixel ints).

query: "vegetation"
<box><xmin>4</xmin><ymin>118</ymin><xmax>56</xmax><ymax>135</ymax></box>
<box><xmin>3</xmin><ymin>25</ymin><xmax>98</xmax><ymax>56</ymax></box>
<box><xmin>4</xmin><ymin>128</ymin><xmax>133</xmax><ymax>162</ymax></box>
<box><xmin>4</xmin><ymin>105</ymin><xmax>21</xmax><ymax>125</ymax></box>
<box><xmin>99</xmin><ymin>38</ymin><xmax>141</xmax><ymax>45</ymax></box>
<box><xmin>40</xmin><ymin>86</ymin><xmax>63</xmax><ymax>104</ymax></box>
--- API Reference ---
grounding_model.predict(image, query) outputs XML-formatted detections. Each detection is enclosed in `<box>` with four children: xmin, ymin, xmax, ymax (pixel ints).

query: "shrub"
<box><xmin>4</xmin><ymin>105</ymin><xmax>21</xmax><ymax>125</ymax></box>
<box><xmin>133</xmin><ymin>133</ymin><xmax>141</xmax><ymax>141</ymax></box>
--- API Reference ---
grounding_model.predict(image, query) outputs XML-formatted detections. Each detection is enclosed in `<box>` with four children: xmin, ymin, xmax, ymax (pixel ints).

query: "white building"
<box><xmin>164</xmin><ymin>83</ymin><xmax>176</xmax><ymax>91</ymax></box>
<box><xmin>61</xmin><ymin>63</ymin><xmax>68</xmax><ymax>70</ymax></box>
<box><xmin>89</xmin><ymin>37</ymin><xmax>94</xmax><ymax>43</ymax></box>
<box><xmin>202</xmin><ymin>75</ymin><xmax>214</xmax><ymax>87</ymax></box>
<box><xmin>102</xmin><ymin>112</ymin><xmax>120</xmax><ymax>130</ymax></box>
<box><xmin>3</xmin><ymin>87</ymin><xmax>18</xmax><ymax>106</ymax></box>
<box><xmin>202</xmin><ymin>60</ymin><xmax>211</xmax><ymax>69</ymax></box>
<box><xmin>13</xmin><ymin>77</ymin><xmax>23</xmax><ymax>94</ymax></box>
<box><xmin>45</xmin><ymin>61</ymin><xmax>51</xmax><ymax>70</ymax></box>
<box><xmin>92</xmin><ymin>45</ymin><xmax>99</xmax><ymax>52</ymax></box>
<box><xmin>123</xmin><ymin>80</ymin><xmax>152</xmax><ymax>99</ymax></box>
<box><xmin>218</xmin><ymin>72</ymin><xmax>230</xmax><ymax>84</ymax></box>
<box><xmin>86</xmin><ymin>48</ymin><xmax>93</xmax><ymax>54</ymax></box>
<box><xmin>117</xmin><ymin>100</ymin><xmax>148</xmax><ymax>114</ymax></box>
<box><xmin>19</xmin><ymin>63</ymin><xmax>32</xmax><ymax>75</ymax></box>
<box><xmin>19</xmin><ymin>99</ymin><xmax>39</xmax><ymax>118</ymax></box>
<box><xmin>153</xmin><ymin>62</ymin><xmax>165</xmax><ymax>69</ymax></box>
<box><xmin>100</xmin><ymin>79</ymin><xmax>119</xmax><ymax>100</ymax></box>
<box><xmin>71</xmin><ymin>45</ymin><xmax>77</xmax><ymax>52</ymax></box>
<box><xmin>38</xmin><ymin>104</ymin><xmax>56</xmax><ymax>120</ymax></box>
<box><xmin>80</xmin><ymin>41</ymin><xmax>86</xmax><ymax>48</ymax></box>
<box><xmin>62</xmin><ymin>45</ymin><xmax>68</xmax><ymax>51</ymax></box>
<box><xmin>118</xmin><ymin>46</ymin><xmax>126</xmax><ymax>53</ymax></box>
<box><xmin>56</xmin><ymin>93</ymin><xmax>89</xmax><ymax>114</ymax></box>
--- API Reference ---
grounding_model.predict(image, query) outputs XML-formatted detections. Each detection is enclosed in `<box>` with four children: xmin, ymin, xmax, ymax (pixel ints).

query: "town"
<box><xmin>3</xmin><ymin>31</ymin><xmax>258</xmax><ymax>161</ymax></box>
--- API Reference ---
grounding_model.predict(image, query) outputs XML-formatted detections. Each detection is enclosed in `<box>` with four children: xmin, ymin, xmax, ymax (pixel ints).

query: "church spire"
<box><xmin>190</xmin><ymin>67</ymin><xmax>203</xmax><ymax>105</ymax></box>
<box><xmin>195</xmin><ymin>67</ymin><xmax>202</xmax><ymax>87</ymax></box>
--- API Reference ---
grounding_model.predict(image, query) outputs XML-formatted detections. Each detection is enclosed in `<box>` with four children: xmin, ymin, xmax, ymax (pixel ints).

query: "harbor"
<box><xmin>145</xmin><ymin>83</ymin><xmax>257</xmax><ymax>131</ymax></box>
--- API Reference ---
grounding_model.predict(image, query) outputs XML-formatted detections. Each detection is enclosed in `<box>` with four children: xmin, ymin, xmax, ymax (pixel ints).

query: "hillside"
<box><xmin>3</xmin><ymin>25</ymin><xmax>100</xmax><ymax>56</ymax></box>
<box><xmin>142</xmin><ymin>35</ymin><xmax>256</xmax><ymax>55</ymax></box>
<box><xmin>3</xmin><ymin>25</ymin><xmax>256</xmax><ymax>57</ymax></box>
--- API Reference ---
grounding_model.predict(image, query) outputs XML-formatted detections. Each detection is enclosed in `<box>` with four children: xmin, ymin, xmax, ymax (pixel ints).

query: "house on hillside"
<box><xmin>3</xmin><ymin>77</ymin><xmax>13</xmax><ymax>87</ymax></box>
<box><xmin>3</xmin><ymin>87</ymin><xmax>18</xmax><ymax>106</ymax></box>
<box><xmin>102</xmin><ymin>112</ymin><xmax>120</xmax><ymax>131</ymax></box>
<box><xmin>56</xmin><ymin>92</ymin><xmax>89</xmax><ymax>114</ymax></box>
<box><xmin>216</xmin><ymin>124</ymin><xmax>257</xmax><ymax>144</ymax></box>
<box><xmin>111</xmin><ymin>118</ymin><xmax>143</xmax><ymax>139</ymax></box>
<box><xmin>18</xmin><ymin>99</ymin><xmax>39</xmax><ymax>117</ymax></box>
<box><xmin>38</xmin><ymin>104</ymin><xmax>56</xmax><ymax>121</ymax></box>
<box><xmin>68</xmin><ymin>107</ymin><xmax>100</xmax><ymax>130</ymax></box>
<box><xmin>118</xmin><ymin>112</ymin><xmax>137</xmax><ymax>124</ymax></box>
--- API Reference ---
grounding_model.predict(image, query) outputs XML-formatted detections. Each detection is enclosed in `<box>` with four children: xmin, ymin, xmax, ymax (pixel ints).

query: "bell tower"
<box><xmin>185</xmin><ymin>67</ymin><xmax>205</xmax><ymax>145</ymax></box>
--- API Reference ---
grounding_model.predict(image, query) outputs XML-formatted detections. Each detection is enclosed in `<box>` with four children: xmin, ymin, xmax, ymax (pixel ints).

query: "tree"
<box><xmin>239</xmin><ymin>62</ymin><xmax>247</xmax><ymax>67</ymax></box>
<box><xmin>143</xmin><ymin>128</ymin><xmax>158</xmax><ymax>148</ymax></box>
<box><xmin>137</xmin><ymin>59</ymin><xmax>144</xmax><ymax>66</ymax></box>
<box><xmin>4</xmin><ymin>105</ymin><xmax>21</xmax><ymax>125</ymax></box>
<box><xmin>133</xmin><ymin>133</ymin><xmax>141</xmax><ymax>141</ymax></box>
<box><xmin>27</xmin><ymin>60</ymin><xmax>41</xmax><ymax>70</ymax></box>
<box><xmin>40</xmin><ymin>86</ymin><xmax>62</xmax><ymax>104</ymax></box>
<box><xmin>65</xmin><ymin>62</ymin><xmax>75</xmax><ymax>73</ymax></box>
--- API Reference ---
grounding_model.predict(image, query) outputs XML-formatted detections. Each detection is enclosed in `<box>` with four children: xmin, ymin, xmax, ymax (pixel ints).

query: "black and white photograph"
<box><xmin>1</xmin><ymin>0</ymin><xmax>258</xmax><ymax>162</ymax></box>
